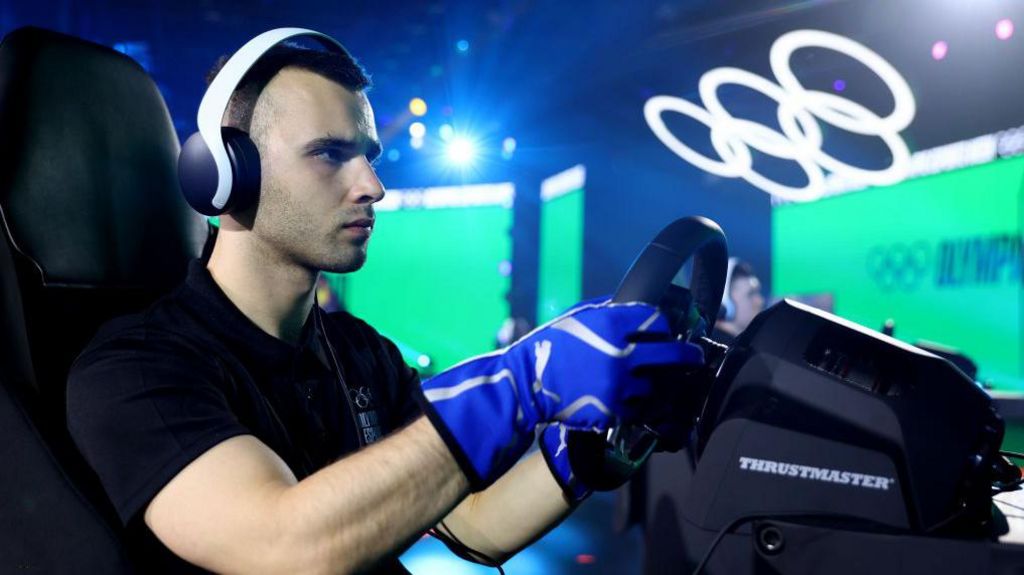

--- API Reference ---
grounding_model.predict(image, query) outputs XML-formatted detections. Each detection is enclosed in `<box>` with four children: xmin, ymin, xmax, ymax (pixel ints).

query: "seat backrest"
<box><xmin>0</xmin><ymin>26</ymin><xmax>207</xmax><ymax>572</ymax></box>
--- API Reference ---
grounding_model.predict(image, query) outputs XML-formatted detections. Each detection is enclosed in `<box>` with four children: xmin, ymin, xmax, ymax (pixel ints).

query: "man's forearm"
<box><xmin>278</xmin><ymin>415</ymin><xmax>469</xmax><ymax>573</ymax></box>
<box><xmin>439</xmin><ymin>450</ymin><xmax>572</xmax><ymax>564</ymax></box>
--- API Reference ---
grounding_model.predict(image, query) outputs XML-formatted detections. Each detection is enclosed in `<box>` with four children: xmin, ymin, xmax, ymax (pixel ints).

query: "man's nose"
<box><xmin>350</xmin><ymin>156</ymin><xmax>385</xmax><ymax>204</ymax></box>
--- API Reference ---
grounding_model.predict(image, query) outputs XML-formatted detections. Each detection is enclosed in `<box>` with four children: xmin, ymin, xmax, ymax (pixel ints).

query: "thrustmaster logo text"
<box><xmin>644</xmin><ymin>29</ymin><xmax>916</xmax><ymax>202</ymax></box>
<box><xmin>738</xmin><ymin>456</ymin><xmax>895</xmax><ymax>491</ymax></box>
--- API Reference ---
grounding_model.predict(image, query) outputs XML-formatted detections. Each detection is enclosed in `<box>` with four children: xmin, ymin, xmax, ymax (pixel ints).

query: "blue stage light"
<box><xmin>501</xmin><ymin>137</ymin><xmax>517</xmax><ymax>160</ymax></box>
<box><xmin>446</xmin><ymin>136</ymin><xmax>477</xmax><ymax>167</ymax></box>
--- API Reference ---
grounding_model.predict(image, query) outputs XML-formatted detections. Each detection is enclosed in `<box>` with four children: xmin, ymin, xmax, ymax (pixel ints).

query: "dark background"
<box><xmin>3</xmin><ymin>0</ymin><xmax>1023</xmax><ymax>321</ymax></box>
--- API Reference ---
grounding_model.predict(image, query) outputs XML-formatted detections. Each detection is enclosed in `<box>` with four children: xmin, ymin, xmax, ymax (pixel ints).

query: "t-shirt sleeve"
<box><xmin>379</xmin><ymin>334</ymin><xmax>424</xmax><ymax>428</ymax></box>
<box><xmin>66</xmin><ymin>326</ymin><xmax>249</xmax><ymax>526</ymax></box>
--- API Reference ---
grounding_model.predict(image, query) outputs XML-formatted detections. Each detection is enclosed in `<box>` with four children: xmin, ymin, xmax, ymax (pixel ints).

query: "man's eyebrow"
<box><xmin>303</xmin><ymin>136</ymin><xmax>383</xmax><ymax>162</ymax></box>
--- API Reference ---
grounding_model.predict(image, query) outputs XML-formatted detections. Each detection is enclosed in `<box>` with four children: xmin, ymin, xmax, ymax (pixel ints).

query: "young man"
<box><xmin>67</xmin><ymin>38</ymin><xmax>702</xmax><ymax>574</ymax></box>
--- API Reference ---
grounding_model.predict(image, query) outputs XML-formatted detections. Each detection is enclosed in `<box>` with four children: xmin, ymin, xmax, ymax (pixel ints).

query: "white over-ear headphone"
<box><xmin>178</xmin><ymin>28</ymin><xmax>347</xmax><ymax>216</ymax></box>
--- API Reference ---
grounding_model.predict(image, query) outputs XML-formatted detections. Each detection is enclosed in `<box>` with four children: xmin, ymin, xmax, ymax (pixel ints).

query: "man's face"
<box><xmin>248</xmin><ymin>67</ymin><xmax>384</xmax><ymax>273</ymax></box>
<box><xmin>730</xmin><ymin>274</ymin><xmax>765</xmax><ymax>331</ymax></box>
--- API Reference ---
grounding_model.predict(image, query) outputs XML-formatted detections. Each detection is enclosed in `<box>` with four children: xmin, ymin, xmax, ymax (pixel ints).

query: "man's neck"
<box><xmin>206</xmin><ymin>228</ymin><xmax>317</xmax><ymax>344</ymax></box>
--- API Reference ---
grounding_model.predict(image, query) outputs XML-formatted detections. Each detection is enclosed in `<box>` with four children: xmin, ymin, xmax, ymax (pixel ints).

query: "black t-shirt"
<box><xmin>67</xmin><ymin>260</ymin><xmax>422</xmax><ymax>574</ymax></box>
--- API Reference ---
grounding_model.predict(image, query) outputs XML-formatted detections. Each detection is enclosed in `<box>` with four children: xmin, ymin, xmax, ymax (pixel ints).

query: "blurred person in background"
<box><xmin>712</xmin><ymin>258</ymin><xmax>765</xmax><ymax>345</ymax></box>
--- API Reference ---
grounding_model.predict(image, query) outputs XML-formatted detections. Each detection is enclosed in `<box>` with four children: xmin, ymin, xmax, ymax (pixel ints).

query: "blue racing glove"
<box><xmin>416</xmin><ymin>299</ymin><xmax>704</xmax><ymax>490</ymax></box>
<box><xmin>540</xmin><ymin>331</ymin><xmax>710</xmax><ymax>503</ymax></box>
<box><xmin>539</xmin><ymin>423</ymin><xmax>593</xmax><ymax>503</ymax></box>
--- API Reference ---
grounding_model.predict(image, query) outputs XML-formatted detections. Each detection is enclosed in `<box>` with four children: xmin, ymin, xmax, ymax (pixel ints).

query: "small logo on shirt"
<box><xmin>359</xmin><ymin>410</ymin><xmax>382</xmax><ymax>444</ymax></box>
<box><xmin>351</xmin><ymin>388</ymin><xmax>382</xmax><ymax>444</ymax></box>
<box><xmin>350</xmin><ymin>386</ymin><xmax>374</xmax><ymax>409</ymax></box>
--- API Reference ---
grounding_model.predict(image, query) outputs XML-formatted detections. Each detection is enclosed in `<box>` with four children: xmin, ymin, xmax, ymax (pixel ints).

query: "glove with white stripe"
<box><xmin>415</xmin><ymin>299</ymin><xmax>704</xmax><ymax>490</ymax></box>
<box><xmin>539</xmin><ymin>423</ymin><xmax>593</xmax><ymax>502</ymax></box>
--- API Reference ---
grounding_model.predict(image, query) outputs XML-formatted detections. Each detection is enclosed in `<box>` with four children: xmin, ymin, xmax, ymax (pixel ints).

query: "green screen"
<box><xmin>337</xmin><ymin>189</ymin><xmax>512</xmax><ymax>373</ymax></box>
<box><xmin>537</xmin><ymin>186</ymin><xmax>584</xmax><ymax>324</ymax></box>
<box><xmin>773</xmin><ymin>157</ymin><xmax>1024</xmax><ymax>391</ymax></box>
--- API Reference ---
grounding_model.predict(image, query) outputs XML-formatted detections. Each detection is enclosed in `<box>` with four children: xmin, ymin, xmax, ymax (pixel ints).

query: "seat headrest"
<box><xmin>0</xmin><ymin>26</ymin><xmax>205</xmax><ymax>289</ymax></box>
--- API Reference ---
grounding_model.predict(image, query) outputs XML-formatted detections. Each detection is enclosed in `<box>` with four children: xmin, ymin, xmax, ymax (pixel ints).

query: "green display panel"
<box><xmin>338</xmin><ymin>186</ymin><xmax>513</xmax><ymax>373</ymax></box>
<box><xmin>537</xmin><ymin>167</ymin><xmax>585</xmax><ymax>324</ymax></box>
<box><xmin>772</xmin><ymin>157</ymin><xmax>1024</xmax><ymax>391</ymax></box>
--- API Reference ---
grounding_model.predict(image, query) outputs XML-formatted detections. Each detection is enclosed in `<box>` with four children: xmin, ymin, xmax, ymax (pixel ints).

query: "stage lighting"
<box><xmin>112</xmin><ymin>41</ymin><xmax>153</xmax><ymax>72</ymax></box>
<box><xmin>997</xmin><ymin>19</ymin><xmax>1014</xmax><ymax>40</ymax></box>
<box><xmin>387</xmin><ymin>149</ymin><xmax>400</xmax><ymax>162</ymax></box>
<box><xmin>409</xmin><ymin>97</ymin><xmax>428</xmax><ymax>116</ymax></box>
<box><xmin>456</xmin><ymin>39</ymin><xmax>470</xmax><ymax>53</ymax></box>
<box><xmin>502</xmin><ymin>137</ymin><xmax>517</xmax><ymax>159</ymax></box>
<box><xmin>446</xmin><ymin>136</ymin><xmax>477</xmax><ymax>166</ymax></box>
<box><xmin>409</xmin><ymin>121</ymin><xmax>426</xmax><ymax>139</ymax></box>
<box><xmin>932</xmin><ymin>40</ymin><xmax>948</xmax><ymax>60</ymax></box>
<box><xmin>438</xmin><ymin>123</ymin><xmax>454</xmax><ymax>141</ymax></box>
<box><xmin>410</xmin><ymin>136</ymin><xmax>424</xmax><ymax>150</ymax></box>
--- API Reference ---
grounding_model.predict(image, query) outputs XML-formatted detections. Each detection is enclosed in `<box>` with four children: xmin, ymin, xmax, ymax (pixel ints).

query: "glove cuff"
<box><xmin>413</xmin><ymin>386</ymin><xmax>487</xmax><ymax>490</ymax></box>
<box><xmin>539</xmin><ymin>424</ymin><xmax>593</xmax><ymax>504</ymax></box>
<box><xmin>417</xmin><ymin>354</ymin><xmax>536</xmax><ymax>490</ymax></box>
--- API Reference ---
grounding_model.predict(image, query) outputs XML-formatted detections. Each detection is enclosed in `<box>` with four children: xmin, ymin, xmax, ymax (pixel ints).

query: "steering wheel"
<box><xmin>567</xmin><ymin>216</ymin><xmax>729</xmax><ymax>489</ymax></box>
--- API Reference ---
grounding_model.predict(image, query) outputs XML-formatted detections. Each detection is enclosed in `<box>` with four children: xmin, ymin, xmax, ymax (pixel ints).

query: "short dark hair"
<box><xmin>731</xmin><ymin>260</ymin><xmax>757</xmax><ymax>285</ymax></box>
<box><xmin>206</xmin><ymin>42</ymin><xmax>372</xmax><ymax>133</ymax></box>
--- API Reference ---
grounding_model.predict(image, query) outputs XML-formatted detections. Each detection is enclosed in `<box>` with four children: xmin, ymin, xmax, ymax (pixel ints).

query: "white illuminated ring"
<box><xmin>644</xmin><ymin>28</ymin><xmax>917</xmax><ymax>201</ymax></box>
<box><xmin>643</xmin><ymin>95</ymin><xmax>752</xmax><ymax>178</ymax></box>
<box><xmin>777</xmin><ymin>95</ymin><xmax>911</xmax><ymax>185</ymax></box>
<box><xmin>770</xmin><ymin>29</ymin><xmax>916</xmax><ymax>134</ymax></box>
<box><xmin>699</xmin><ymin>67</ymin><xmax>823</xmax><ymax>159</ymax></box>
<box><xmin>699</xmin><ymin>67</ymin><xmax>826</xmax><ymax>201</ymax></box>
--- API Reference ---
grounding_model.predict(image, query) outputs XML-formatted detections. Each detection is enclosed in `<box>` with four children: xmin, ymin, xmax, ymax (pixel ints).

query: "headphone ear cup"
<box><xmin>221</xmin><ymin>127</ymin><xmax>261</xmax><ymax>214</ymax></box>
<box><xmin>178</xmin><ymin>131</ymin><xmax>222</xmax><ymax>216</ymax></box>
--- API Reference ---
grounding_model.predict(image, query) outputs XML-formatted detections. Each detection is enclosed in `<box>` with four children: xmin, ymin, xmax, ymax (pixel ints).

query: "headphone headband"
<box><xmin>196</xmin><ymin>28</ymin><xmax>345</xmax><ymax>210</ymax></box>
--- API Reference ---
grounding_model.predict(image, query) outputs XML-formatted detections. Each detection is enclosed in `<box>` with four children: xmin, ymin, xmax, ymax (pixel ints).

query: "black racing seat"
<box><xmin>0</xmin><ymin>26</ymin><xmax>207</xmax><ymax>572</ymax></box>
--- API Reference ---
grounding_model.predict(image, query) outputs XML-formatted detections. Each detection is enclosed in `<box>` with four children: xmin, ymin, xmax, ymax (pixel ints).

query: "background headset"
<box><xmin>178</xmin><ymin>28</ymin><xmax>347</xmax><ymax>216</ymax></box>
<box><xmin>719</xmin><ymin>256</ymin><xmax>739</xmax><ymax>322</ymax></box>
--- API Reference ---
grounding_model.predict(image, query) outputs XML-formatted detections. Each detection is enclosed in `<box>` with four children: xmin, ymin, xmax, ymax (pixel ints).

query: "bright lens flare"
<box><xmin>446</xmin><ymin>137</ymin><xmax>477</xmax><ymax>166</ymax></box>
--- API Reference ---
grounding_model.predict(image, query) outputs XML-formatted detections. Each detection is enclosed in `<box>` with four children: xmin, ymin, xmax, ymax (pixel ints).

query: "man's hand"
<box><xmin>417</xmin><ymin>298</ymin><xmax>703</xmax><ymax>490</ymax></box>
<box><xmin>538</xmin><ymin>355</ymin><xmax>708</xmax><ymax>502</ymax></box>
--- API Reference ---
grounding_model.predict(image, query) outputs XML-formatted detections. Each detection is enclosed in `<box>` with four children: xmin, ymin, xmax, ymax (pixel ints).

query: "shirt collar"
<box><xmin>180</xmin><ymin>259</ymin><xmax>321</xmax><ymax>368</ymax></box>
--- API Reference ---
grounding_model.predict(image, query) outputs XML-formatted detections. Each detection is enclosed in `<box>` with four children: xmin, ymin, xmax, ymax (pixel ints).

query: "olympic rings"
<box><xmin>644</xmin><ymin>29</ymin><xmax>917</xmax><ymax>202</ymax></box>
<box><xmin>865</xmin><ymin>242</ymin><xmax>931</xmax><ymax>291</ymax></box>
<box><xmin>351</xmin><ymin>386</ymin><xmax>374</xmax><ymax>409</ymax></box>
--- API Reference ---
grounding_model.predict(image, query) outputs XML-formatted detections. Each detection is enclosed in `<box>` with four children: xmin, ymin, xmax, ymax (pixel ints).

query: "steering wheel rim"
<box><xmin>613</xmin><ymin>216</ymin><xmax>729</xmax><ymax>336</ymax></box>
